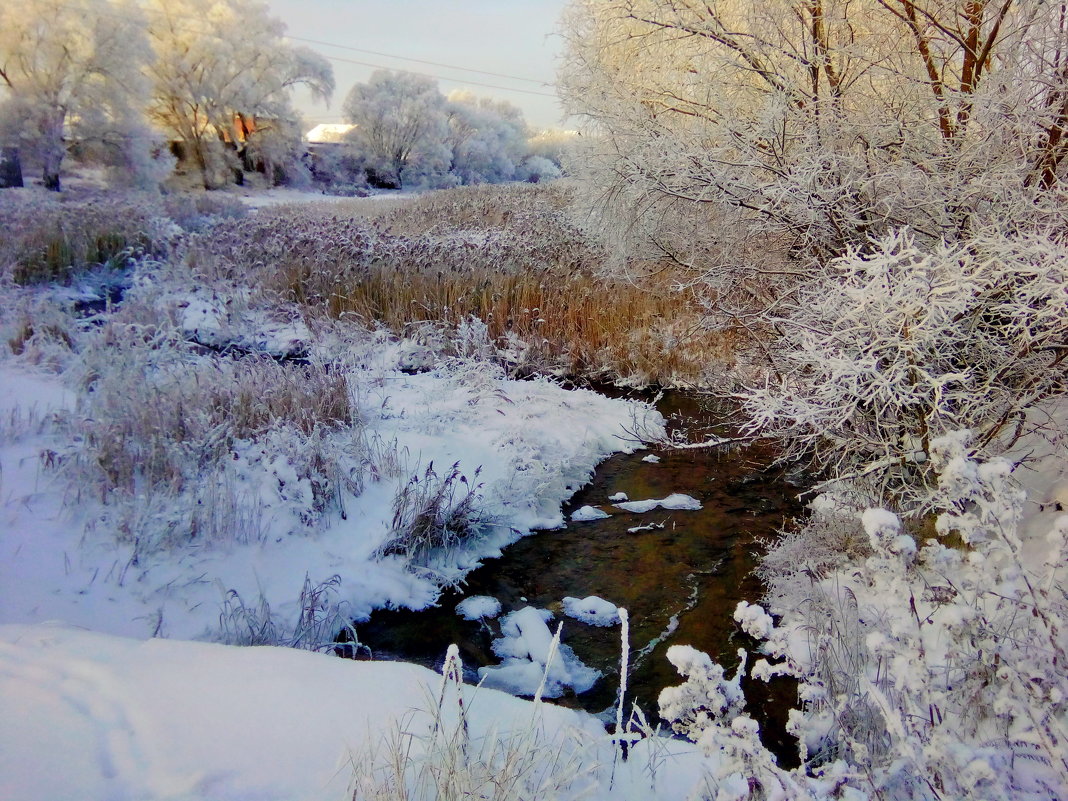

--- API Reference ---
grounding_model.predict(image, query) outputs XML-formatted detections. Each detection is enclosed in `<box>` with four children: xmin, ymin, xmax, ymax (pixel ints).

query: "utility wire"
<box><xmin>50</xmin><ymin>0</ymin><xmax>557</xmax><ymax>97</ymax></box>
<box><xmin>284</xmin><ymin>35</ymin><xmax>552</xmax><ymax>87</ymax></box>
<box><xmin>319</xmin><ymin>53</ymin><xmax>557</xmax><ymax>98</ymax></box>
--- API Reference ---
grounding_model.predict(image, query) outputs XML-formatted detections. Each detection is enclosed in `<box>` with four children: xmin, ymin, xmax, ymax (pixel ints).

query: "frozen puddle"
<box><xmin>477</xmin><ymin>606</ymin><xmax>601</xmax><ymax>698</ymax></box>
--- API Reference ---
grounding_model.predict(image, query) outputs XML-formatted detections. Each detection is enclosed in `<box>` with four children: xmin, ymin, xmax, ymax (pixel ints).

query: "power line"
<box><xmin>285</xmin><ymin>35</ymin><xmax>552</xmax><ymax>87</ymax></box>
<box><xmin>318</xmin><ymin>53</ymin><xmax>557</xmax><ymax>98</ymax></box>
<box><xmin>50</xmin><ymin>0</ymin><xmax>557</xmax><ymax>97</ymax></box>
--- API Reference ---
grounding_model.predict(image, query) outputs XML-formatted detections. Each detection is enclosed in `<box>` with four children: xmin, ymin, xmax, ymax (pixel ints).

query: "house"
<box><xmin>304</xmin><ymin>123</ymin><xmax>356</xmax><ymax>144</ymax></box>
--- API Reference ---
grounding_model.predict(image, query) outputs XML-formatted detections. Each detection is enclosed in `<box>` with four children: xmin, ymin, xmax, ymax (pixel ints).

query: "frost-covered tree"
<box><xmin>445</xmin><ymin>91</ymin><xmax>528</xmax><ymax>184</ymax></box>
<box><xmin>342</xmin><ymin>70</ymin><xmax>450</xmax><ymax>189</ymax></box>
<box><xmin>146</xmin><ymin>0</ymin><xmax>333</xmax><ymax>188</ymax></box>
<box><xmin>559</xmin><ymin>0</ymin><xmax>1068</xmax><ymax>276</ymax></box>
<box><xmin>0</xmin><ymin>0</ymin><xmax>153</xmax><ymax>191</ymax></box>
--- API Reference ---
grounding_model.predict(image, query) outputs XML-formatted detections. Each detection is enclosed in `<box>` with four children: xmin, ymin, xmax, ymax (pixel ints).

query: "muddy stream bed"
<box><xmin>356</xmin><ymin>390</ymin><xmax>808</xmax><ymax>760</ymax></box>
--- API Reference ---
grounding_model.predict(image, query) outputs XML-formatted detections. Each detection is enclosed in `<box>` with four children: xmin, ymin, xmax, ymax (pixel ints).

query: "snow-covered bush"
<box><xmin>713</xmin><ymin>432</ymin><xmax>1068</xmax><ymax>800</ymax></box>
<box><xmin>659</xmin><ymin>645</ymin><xmax>746</xmax><ymax>741</ymax></box>
<box><xmin>742</xmin><ymin>229</ymin><xmax>1068</xmax><ymax>511</ymax></box>
<box><xmin>525</xmin><ymin>129</ymin><xmax>576</xmax><ymax>170</ymax></box>
<box><xmin>375</xmin><ymin>461</ymin><xmax>487</xmax><ymax>569</ymax></box>
<box><xmin>516</xmin><ymin>155</ymin><xmax>562</xmax><ymax>184</ymax></box>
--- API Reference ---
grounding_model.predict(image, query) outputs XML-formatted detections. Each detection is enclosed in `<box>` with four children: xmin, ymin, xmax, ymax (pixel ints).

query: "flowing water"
<box><xmin>356</xmin><ymin>390</ymin><xmax>808</xmax><ymax>760</ymax></box>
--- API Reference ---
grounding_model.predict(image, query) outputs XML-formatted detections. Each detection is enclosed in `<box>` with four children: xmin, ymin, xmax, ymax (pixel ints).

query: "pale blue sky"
<box><xmin>266</xmin><ymin>0</ymin><xmax>570</xmax><ymax>130</ymax></box>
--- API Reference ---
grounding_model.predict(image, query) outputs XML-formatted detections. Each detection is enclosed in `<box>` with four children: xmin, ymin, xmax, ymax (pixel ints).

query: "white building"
<box><xmin>304</xmin><ymin>123</ymin><xmax>356</xmax><ymax>144</ymax></box>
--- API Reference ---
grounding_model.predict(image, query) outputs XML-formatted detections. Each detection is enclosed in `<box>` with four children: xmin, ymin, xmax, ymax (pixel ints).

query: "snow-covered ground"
<box><xmin>0</xmin><ymin>622</ymin><xmax>713</xmax><ymax>801</ymax></box>
<box><xmin>0</xmin><ymin>270</ymin><xmax>714</xmax><ymax>798</ymax></box>
<box><xmin>0</xmin><ymin>351</ymin><xmax>660</xmax><ymax>640</ymax></box>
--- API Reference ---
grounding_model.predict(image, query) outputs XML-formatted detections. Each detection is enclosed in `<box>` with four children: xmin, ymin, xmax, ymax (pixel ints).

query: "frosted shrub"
<box><xmin>742</xmin><ymin>229</ymin><xmax>1068</xmax><ymax>511</ymax></box>
<box><xmin>659</xmin><ymin>645</ymin><xmax>817</xmax><ymax>800</ymax></box>
<box><xmin>739</xmin><ymin>431</ymin><xmax>1068</xmax><ymax>799</ymax></box>
<box><xmin>376</xmin><ymin>461</ymin><xmax>488</xmax><ymax>569</ymax></box>
<box><xmin>659</xmin><ymin>645</ymin><xmax>746</xmax><ymax>741</ymax></box>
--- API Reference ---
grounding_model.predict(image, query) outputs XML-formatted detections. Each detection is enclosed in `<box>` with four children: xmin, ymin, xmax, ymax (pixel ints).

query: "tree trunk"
<box><xmin>0</xmin><ymin>147</ymin><xmax>23</xmax><ymax>188</ymax></box>
<box><xmin>40</xmin><ymin>111</ymin><xmax>66</xmax><ymax>192</ymax></box>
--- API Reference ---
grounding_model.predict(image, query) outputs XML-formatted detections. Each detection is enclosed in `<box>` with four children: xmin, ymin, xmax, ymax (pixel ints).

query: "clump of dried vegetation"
<box><xmin>0</xmin><ymin>191</ymin><xmax>248</xmax><ymax>284</ymax></box>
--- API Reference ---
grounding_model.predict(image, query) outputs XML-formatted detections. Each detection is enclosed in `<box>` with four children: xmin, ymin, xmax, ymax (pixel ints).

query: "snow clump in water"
<box><xmin>562</xmin><ymin>596</ymin><xmax>620</xmax><ymax>627</ymax></box>
<box><xmin>614</xmin><ymin>493</ymin><xmax>702</xmax><ymax>513</ymax></box>
<box><xmin>571</xmin><ymin>505</ymin><xmax>610</xmax><ymax>522</ymax></box>
<box><xmin>455</xmin><ymin>595</ymin><xmax>502</xmax><ymax>620</ymax></box>
<box><xmin>477</xmin><ymin>606</ymin><xmax>601</xmax><ymax>698</ymax></box>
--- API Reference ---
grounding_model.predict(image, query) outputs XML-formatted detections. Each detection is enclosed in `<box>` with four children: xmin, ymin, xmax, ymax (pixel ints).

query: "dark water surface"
<box><xmin>356</xmin><ymin>390</ymin><xmax>807</xmax><ymax>761</ymax></box>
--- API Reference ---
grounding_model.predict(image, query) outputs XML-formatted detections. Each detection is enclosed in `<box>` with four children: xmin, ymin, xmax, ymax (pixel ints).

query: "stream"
<box><xmin>356</xmin><ymin>390</ymin><xmax>808</xmax><ymax>762</ymax></box>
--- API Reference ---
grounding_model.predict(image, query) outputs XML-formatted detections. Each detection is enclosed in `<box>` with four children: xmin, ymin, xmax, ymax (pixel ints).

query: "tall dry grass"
<box><xmin>56</xmin><ymin>303</ymin><xmax>362</xmax><ymax>555</ymax></box>
<box><xmin>0</xmin><ymin>191</ymin><xmax>247</xmax><ymax>284</ymax></box>
<box><xmin>184</xmin><ymin>184</ymin><xmax>735</xmax><ymax>384</ymax></box>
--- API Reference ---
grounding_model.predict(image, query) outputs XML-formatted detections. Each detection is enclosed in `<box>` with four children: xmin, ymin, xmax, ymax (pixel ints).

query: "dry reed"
<box><xmin>184</xmin><ymin>184</ymin><xmax>736</xmax><ymax>384</ymax></box>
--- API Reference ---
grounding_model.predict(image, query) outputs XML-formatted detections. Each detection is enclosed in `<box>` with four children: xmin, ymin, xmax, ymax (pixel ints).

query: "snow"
<box><xmin>608</xmin><ymin>491</ymin><xmax>628</xmax><ymax>501</ymax></box>
<box><xmin>177</xmin><ymin>292</ymin><xmax>312</xmax><ymax>358</ymax></box>
<box><xmin>1</xmin><ymin>621</ymin><xmax>714</xmax><ymax>801</ymax></box>
<box><xmin>478</xmin><ymin>606</ymin><xmax>601</xmax><ymax>698</ymax></box>
<box><xmin>562</xmin><ymin>595</ymin><xmax>620</xmax><ymax>627</ymax></box>
<box><xmin>614</xmin><ymin>493</ymin><xmax>703</xmax><ymax>513</ymax></box>
<box><xmin>235</xmin><ymin>187</ymin><xmax>401</xmax><ymax>209</ymax></box>
<box><xmin>627</xmin><ymin>522</ymin><xmax>665</xmax><ymax>533</ymax></box>
<box><xmin>733</xmin><ymin>600</ymin><xmax>774</xmax><ymax>640</ymax></box>
<box><xmin>455</xmin><ymin>595</ymin><xmax>502</xmax><ymax>620</ymax></box>
<box><xmin>571</xmin><ymin>504</ymin><xmax>610</xmax><ymax>521</ymax></box>
<box><xmin>641</xmin><ymin>453</ymin><xmax>661</xmax><ymax>463</ymax></box>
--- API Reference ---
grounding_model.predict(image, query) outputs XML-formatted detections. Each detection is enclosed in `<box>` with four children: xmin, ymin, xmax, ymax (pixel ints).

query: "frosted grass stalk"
<box><xmin>533</xmin><ymin>621</ymin><xmax>563</xmax><ymax>705</ymax></box>
<box><xmin>616</xmin><ymin>607</ymin><xmax>630</xmax><ymax>744</ymax></box>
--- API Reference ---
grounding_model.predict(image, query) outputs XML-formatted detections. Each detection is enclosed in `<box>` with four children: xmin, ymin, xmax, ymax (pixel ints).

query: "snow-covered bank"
<box><xmin>0</xmin><ymin>622</ymin><xmax>711</xmax><ymax>801</ymax></box>
<box><xmin>0</xmin><ymin>344</ymin><xmax>661</xmax><ymax>641</ymax></box>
